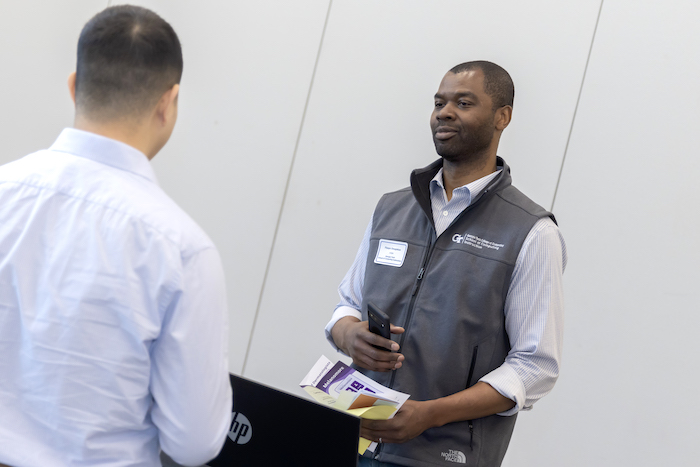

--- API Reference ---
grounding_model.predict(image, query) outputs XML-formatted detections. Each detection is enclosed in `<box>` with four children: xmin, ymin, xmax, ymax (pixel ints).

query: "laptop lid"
<box><xmin>207</xmin><ymin>373</ymin><xmax>361</xmax><ymax>467</ymax></box>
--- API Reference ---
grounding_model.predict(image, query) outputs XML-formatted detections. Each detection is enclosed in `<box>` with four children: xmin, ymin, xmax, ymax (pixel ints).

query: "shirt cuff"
<box><xmin>324</xmin><ymin>305</ymin><xmax>362</xmax><ymax>352</ymax></box>
<box><xmin>479</xmin><ymin>364</ymin><xmax>528</xmax><ymax>416</ymax></box>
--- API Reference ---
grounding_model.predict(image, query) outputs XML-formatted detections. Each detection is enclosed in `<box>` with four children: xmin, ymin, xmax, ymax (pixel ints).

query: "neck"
<box><xmin>442</xmin><ymin>152</ymin><xmax>498</xmax><ymax>201</ymax></box>
<box><xmin>73</xmin><ymin>115</ymin><xmax>156</xmax><ymax>159</ymax></box>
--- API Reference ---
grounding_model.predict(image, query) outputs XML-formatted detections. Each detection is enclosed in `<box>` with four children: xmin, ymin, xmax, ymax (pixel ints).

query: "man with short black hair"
<box><xmin>0</xmin><ymin>6</ymin><xmax>231</xmax><ymax>466</ymax></box>
<box><xmin>327</xmin><ymin>61</ymin><xmax>566</xmax><ymax>466</ymax></box>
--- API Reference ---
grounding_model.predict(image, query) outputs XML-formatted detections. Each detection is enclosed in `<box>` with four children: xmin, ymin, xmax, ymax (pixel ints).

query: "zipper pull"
<box><xmin>411</xmin><ymin>268</ymin><xmax>425</xmax><ymax>296</ymax></box>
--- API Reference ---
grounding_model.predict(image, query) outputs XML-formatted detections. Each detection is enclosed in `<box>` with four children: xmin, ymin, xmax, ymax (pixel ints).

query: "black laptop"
<box><xmin>207</xmin><ymin>373</ymin><xmax>361</xmax><ymax>467</ymax></box>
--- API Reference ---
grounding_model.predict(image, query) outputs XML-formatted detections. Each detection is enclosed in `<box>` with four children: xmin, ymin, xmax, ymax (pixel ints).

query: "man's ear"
<box><xmin>68</xmin><ymin>72</ymin><xmax>77</xmax><ymax>105</ymax></box>
<box><xmin>495</xmin><ymin>105</ymin><xmax>512</xmax><ymax>131</ymax></box>
<box><xmin>156</xmin><ymin>84</ymin><xmax>180</xmax><ymax>124</ymax></box>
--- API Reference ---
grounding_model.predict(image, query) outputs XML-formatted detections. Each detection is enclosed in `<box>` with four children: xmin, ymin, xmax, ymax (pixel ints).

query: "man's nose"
<box><xmin>436</xmin><ymin>102</ymin><xmax>455</xmax><ymax>120</ymax></box>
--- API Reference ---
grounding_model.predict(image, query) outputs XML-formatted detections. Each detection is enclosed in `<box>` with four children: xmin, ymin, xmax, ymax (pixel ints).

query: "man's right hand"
<box><xmin>331</xmin><ymin>316</ymin><xmax>405</xmax><ymax>372</ymax></box>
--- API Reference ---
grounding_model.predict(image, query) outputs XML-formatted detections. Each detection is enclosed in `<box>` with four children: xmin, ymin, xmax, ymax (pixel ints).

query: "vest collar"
<box><xmin>410</xmin><ymin>156</ymin><xmax>512</xmax><ymax>226</ymax></box>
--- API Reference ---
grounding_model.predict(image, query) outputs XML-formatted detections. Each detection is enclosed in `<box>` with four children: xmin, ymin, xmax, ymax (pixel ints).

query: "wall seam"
<box><xmin>241</xmin><ymin>0</ymin><xmax>334</xmax><ymax>375</ymax></box>
<box><xmin>550</xmin><ymin>0</ymin><xmax>604</xmax><ymax>212</ymax></box>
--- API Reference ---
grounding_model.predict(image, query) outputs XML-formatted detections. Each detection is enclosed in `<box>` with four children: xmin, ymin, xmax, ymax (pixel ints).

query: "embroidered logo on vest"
<box><xmin>452</xmin><ymin>233</ymin><xmax>504</xmax><ymax>251</ymax></box>
<box><xmin>441</xmin><ymin>449</ymin><xmax>467</xmax><ymax>463</ymax></box>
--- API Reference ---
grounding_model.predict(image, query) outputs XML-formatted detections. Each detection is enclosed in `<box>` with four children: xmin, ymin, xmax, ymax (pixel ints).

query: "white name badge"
<box><xmin>374</xmin><ymin>239</ymin><xmax>408</xmax><ymax>268</ymax></box>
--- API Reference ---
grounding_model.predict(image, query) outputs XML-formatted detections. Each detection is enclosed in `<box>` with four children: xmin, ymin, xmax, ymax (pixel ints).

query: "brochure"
<box><xmin>300</xmin><ymin>355</ymin><xmax>410</xmax><ymax>454</ymax></box>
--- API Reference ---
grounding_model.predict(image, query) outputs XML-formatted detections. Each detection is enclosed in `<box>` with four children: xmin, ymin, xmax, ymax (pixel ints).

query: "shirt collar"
<box><xmin>49</xmin><ymin>128</ymin><xmax>159</xmax><ymax>184</ymax></box>
<box><xmin>429</xmin><ymin>166</ymin><xmax>503</xmax><ymax>204</ymax></box>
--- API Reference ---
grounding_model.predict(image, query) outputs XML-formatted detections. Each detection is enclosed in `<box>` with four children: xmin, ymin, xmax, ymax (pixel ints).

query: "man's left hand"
<box><xmin>360</xmin><ymin>400</ymin><xmax>433</xmax><ymax>444</ymax></box>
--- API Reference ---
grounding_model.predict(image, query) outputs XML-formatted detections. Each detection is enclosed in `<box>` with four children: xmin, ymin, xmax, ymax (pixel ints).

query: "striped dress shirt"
<box><xmin>0</xmin><ymin>129</ymin><xmax>232</xmax><ymax>466</ymax></box>
<box><xmin>325</xmin><ymin>167</ymin><xmax>567</xmax><ymax>415</ymax></box>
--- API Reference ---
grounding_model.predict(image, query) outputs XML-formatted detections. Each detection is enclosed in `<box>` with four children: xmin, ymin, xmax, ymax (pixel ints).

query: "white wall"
<box><xmin>1</xmin><ymin>1</ymin><xmax>698</xmax><ymax>465</ymax></box>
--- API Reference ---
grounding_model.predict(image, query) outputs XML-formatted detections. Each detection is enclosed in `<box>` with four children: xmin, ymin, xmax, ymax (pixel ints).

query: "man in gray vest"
<box><xmin>325</xmin><ymin>61</ymin><xmax>567</xmax><ymax>466</ymax></box>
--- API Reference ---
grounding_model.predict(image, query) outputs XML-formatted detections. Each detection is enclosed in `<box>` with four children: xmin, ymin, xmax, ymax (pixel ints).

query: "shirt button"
<box><xmin>443</xmin><ymin>211</ymin><xmax>449</xmax><ymax>216</ymax></box>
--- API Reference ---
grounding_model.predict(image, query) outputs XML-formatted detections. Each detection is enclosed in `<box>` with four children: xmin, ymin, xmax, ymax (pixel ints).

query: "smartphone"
<box><xmin>368</xmin><ymin>302</ymin><xmax>391</xmax><ymax>349</ymax></box>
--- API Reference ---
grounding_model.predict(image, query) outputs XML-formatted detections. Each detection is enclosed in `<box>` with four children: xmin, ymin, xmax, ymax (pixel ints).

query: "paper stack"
<box><xmin>300</xmin><ymin>355</ymin><xmax>410</xmax><ymax>454</ymax></box>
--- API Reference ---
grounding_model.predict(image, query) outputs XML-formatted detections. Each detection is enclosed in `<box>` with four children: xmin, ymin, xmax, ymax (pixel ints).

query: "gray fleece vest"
<box><xmin>358</xmin><ymin>157</ymin><xmax>555</xmax><ymax>467</ymax></box>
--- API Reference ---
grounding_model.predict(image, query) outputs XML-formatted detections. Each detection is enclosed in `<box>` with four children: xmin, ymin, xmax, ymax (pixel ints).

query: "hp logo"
<box><xmin>228</xmin><ymin>412</ymin><xmax>252</xmax><ymax>444</ymax></box>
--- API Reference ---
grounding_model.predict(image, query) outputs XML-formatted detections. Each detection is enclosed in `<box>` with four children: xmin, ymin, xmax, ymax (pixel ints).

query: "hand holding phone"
<box><xmin>368</xmin><ymin>302</ymin><xmax>391</xmax><ymax>349</ymax></box>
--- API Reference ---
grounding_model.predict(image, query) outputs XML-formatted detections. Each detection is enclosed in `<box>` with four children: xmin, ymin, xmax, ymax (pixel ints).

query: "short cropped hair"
<box><xmin>75</xmin><ymin>5</ymin><xmax>183</xmax><ymax>120</ymax></box>
<box><xmin>449</xmin><ymin>61</ymin><xmax>514</xmax><ymax>110</ymax></box>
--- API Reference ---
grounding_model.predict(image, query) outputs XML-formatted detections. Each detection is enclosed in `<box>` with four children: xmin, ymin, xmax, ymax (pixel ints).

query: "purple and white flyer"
<box><xmin>300</xmin><ymin>355</ymin><xmax>410</xmax><ymax>453</ymax></box>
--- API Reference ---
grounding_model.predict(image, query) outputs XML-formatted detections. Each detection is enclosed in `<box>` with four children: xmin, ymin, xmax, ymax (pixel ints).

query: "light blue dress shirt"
<box><xmin>326</xmin><ymin>167</ymin><xmax>567</xmax><ymax>416</ymax></box>
<box><xmin>0</xmin><ymin>129</ymin><xmax>232</xmax><ymax>467</ymax></box>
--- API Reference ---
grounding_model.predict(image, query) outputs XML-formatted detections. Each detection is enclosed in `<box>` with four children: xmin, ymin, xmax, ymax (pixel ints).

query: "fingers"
<box><xmin>364</xmin><ymin>330</ymin><xmax>400</xmax><ymax>352</ymax></box>
<box><xmin>361</xmin><ymin>426</ymin><xmax>382</xmax><ymax>443</ymax></box>
<box><xmin>360</xmin><ymin>419</ymin><xmax>402</xmax><ymax>444</ymax></box>
<box><xmin>359</xmin><ymin>401</ymin><xmax>425</xmax><ymax>444</ymax></box>
<box><xmin>352</xmin><ymin>344</ymin><xmax>404</xmax><ymax>372</ymax></box>
<box><xmin>390</xmin><ymin>324</ymin><xmax>405</xmax><ymax>335</ymax></box>
<box><xmin>342</xmin><ymin>319</ymin><xmax>406</xmax><ymax>371</ymax></box>
<box><xmin>361</xmin><ymin>420</ymin><xmax>386</xmax><ymax>443</ymax></box>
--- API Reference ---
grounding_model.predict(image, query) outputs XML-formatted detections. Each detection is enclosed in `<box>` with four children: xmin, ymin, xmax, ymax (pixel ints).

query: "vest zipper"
<box><xmin>466</xmin><ymin>345</ymin><xmax>479</xmax><ymax>452</ymax></box>
<box><xmin>388</xmin><ymin>231</ymin><xmax>435</xmax><ymax>390</ymax></box>
<box><xmin>375</xmin><ymin>234</ymin><xmax>433</xmax><ymax>461</ymax></box>
<box><xmin>469</xmin><ymin>421</ymin><xmax>474</xmax><ymax>451</ymax></box>
<box><xmin>466</xmin><ymin>345</ymin><xmax>479</xmax><ymax>387</ymax></box>
<box><xmin>374</xmin><ymin>233</ymin><xmax>434</xmax><ymax>461</ymax></box>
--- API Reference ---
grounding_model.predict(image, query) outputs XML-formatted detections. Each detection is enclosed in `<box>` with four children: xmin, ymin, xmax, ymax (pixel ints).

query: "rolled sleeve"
<box><xmin>324</xmin><ymin>305</ymin><xmax>363</xmax><ymax>352</ymax></box>
<box><xmin>479</xmin><ymin>218</ymin><xmax>567</xmax><ymax>416</ymax></box>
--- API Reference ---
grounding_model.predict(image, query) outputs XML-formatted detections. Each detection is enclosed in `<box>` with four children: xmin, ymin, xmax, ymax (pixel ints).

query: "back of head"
<box><xmin>75</xmin><ymin>5</ymin><xmax>182</xmax><ymax>122</ymax></box>
<box><xmin>449</xmin><ymin>61</ymin><xmax>514</xmax><ymax>110</ymax></box>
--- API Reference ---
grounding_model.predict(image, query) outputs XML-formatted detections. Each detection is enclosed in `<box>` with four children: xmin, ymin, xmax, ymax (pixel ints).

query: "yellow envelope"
<box><xmin>347</xmin><ymin>405</ymin><xmax>397</xmax><ymax>454</ymax></box>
